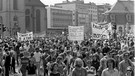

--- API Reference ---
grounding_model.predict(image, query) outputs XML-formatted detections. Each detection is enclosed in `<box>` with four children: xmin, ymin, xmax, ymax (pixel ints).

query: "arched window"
<box><xmin>25</xmin><ymin>9</ymin><xmax>31</xmax><ymax>31</ymax></box>
<box><xmin>0</xmin><ymin>0</ymin><xmax>3</xmax><ymax>10</ymax></box>
<box><xmin>0</xmin><ymin>16</ymin><xmax>3</xmax><ymax>23</ymax></box>
<box><xmin>13</xmin><ymin>0</ymin><xmax>18</xmax><ymax>10</ymax></box>
<box><xmin>36</xmin><ymin>9</ymin><xmax>41</xmax><ymax>33</ymax></box>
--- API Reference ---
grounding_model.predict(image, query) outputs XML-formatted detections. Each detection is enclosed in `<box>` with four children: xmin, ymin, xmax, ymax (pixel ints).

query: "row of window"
<box><xmin>53</xmin><ymin>15</ymin><xmax>72</xmax><ymax>19</ymax></box>
<box><xmin>53</xmin><ymin>18</ymin><xmax>72</xmax><ymax>21</ymax></box>
<box><xmin>77</xmin><ymin>5</ymin><xmax>97</xmax><ymax>10</ymax></box>
<box><xmin>0</xmin><ymin>0</ymin><xmax>18</xmax><ymax>10</ymax></box>
<box><xmin>52</xmin><ymin>24</ymin><xmax>70</xmax><ymax>27</ymax></box>
<box><xmin>51</xmin><ymin>9</ymin><xmax>72</xmax><ymax>14</ymax></box>
<box><xmin>52</xmin><ymin>12</ymin><xmax>72</xmax><ymax>16</ymax></box>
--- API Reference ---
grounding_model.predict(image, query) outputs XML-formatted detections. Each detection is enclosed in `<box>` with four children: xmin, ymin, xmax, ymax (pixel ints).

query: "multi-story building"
<box><xmin>55</xmin><ymin>0</ymin><xmax>98</xmax><ymax>36</ymax></box>
<box><xmin>87</xmin><ymin>2</ymin><xmax>98</xmax><ymax>23</ymax></box>
<box><xmin>46</xmin><ymin>6</ymin><xmax>73</xmax><ymax>35</ymax></box>
<box><xmin>97</xmin><ymin>3</ymin><xmax>111</xmax><ymax>22</ymax></box>
<box><xmin>0</xmin><ymin>0</ymin><xmax>47</xmax><ymax>37</ymax></box>
<box><xmin>105</xmin><ymin>0</ymin><xmax>134</xmax><ymax>36</ymax></box>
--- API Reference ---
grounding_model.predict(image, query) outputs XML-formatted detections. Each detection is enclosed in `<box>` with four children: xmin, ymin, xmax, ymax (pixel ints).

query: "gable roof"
<box><xmin>104</xmin><ymin>1</ymin><xmax>134</xmax><ymax>14</ymax></box>
<box><xmin>25</xmin><ymin>0</ymin><xmax>45</xmax><ymax>6</ymax></box>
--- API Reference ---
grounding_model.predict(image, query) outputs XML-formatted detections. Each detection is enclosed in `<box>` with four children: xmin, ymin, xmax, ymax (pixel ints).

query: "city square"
<box><xmin>0</xmin><ymin>0</ymin><xmax>134</xmax><ymax>76</ymax></box>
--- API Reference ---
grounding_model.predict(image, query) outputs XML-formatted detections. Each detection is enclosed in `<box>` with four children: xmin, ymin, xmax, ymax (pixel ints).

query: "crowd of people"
<box><xmin>0</xmin><ymin>36</ymin><xmax>134</xmax><ymax>76</ymax></box>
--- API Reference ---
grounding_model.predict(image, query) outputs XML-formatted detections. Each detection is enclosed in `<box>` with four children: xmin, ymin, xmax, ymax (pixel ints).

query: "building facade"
<box><xmin>0</xmin><ymin>0</ymin><xmax>47</xmax><ymax>37</ymax></box>
<box><xmin>46</xmin><ymin>6</ymin><xmax>72</xmax><ymax>35</ymax></box>
<box><xmin>0</xmin><ymin>0</ymin><xmax>25</xmax><ymax>37</ymax></box>
<box><xmin>55</xmin><ymin>0</ymin><xmax>98</xmax><ymax>36</ymax></box>
<box><xmin>25</xmin><ymin>0</ymin><xmax>47</xmax><ymax>34</ymax></box>
<box><xmin>97</xmin><ymin>3</ymin><xmax>111</xmax><ymax>22</ymax></box>
<box><xmin>105</xmin><ymin>0</ymin><xmax>134</xmax><ymax>36</ymax></box>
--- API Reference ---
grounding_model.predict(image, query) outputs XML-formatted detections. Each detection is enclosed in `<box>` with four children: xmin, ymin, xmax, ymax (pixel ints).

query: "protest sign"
<box><xmin>17</xmin><ymin>32</ymin><xmax>33</xmax><ymax>41</ymax></box>
<box><xmin>68</xmin><ymin>26</ymin><xmax>84</xmax><ymax>41</ymax></box>
<box><xmin>91</xmin><ymin>22</ymin><xmax>110</xmax><ymax>39</ymax></box>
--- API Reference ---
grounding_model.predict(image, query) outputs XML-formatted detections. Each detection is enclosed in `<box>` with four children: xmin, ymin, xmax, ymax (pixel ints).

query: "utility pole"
<box><xmin>112</xmin><ymin>22</ymin><xmax>117</xmax><ymax>40</ymax></box>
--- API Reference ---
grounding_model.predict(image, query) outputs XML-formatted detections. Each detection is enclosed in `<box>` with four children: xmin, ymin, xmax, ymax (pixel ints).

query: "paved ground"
<box><xmin>9</xmin><ymin>66</ymin><xmax>21</xmax><ymax>76</ymax></box>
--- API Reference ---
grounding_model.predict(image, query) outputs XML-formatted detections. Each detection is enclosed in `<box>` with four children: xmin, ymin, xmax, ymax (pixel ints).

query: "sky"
<box><xmin>40</xmin><ymin>0</ymin><xmax>118</xmax><ymax>6</ymax></box>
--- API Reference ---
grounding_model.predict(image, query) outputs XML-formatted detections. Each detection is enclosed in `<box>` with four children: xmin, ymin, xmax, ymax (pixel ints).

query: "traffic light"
<box><xmin>112</xmin><ymin>22</ymin><xmax>117</xmax><ymax>30</ymax></box>
<box><xmin>0</xmin><ymin>24</ymin><xmax>1</xmax><ymax>30</ymax></box>
<box><xmin>2</xmin><ymin>24</ymin><xmax>6</xmax><ymax>32</ymax></box>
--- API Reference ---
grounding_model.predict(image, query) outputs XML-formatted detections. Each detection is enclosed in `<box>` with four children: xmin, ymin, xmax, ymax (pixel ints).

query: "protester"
<box><xmin>101</xmin><ymin>58</ymin><xmax>119</xmax><ymax>76</ymax></box>
<box><xmin>4</xmin><ymin>50</ymin><xmax>11</xmax><ymax>76</ymax></box>
<box><xmin>72</xmin><ymin>58</ymin><xmax>87</xmax><ymax>76</ymax></box>
<box><xmin>20</xmin><ymin>51</ymin><xmax>30</xmax><ymax>76</ymax></box>
<box><xmin>0</xmin><ymin>33</ymin><xmax>134</xmax><ymax>76</ymax></box>
<box><xmin>26</xmin><ymin>60</ymin><xmax>37</xmax><ymax>76</ymax></box>
<box><xmin>34</xmin><ymin>48</ymin><xmax>41</xmax><ymax>75</ymax></box>
<box><xmin>119</xmin><ymin>52</ymin><xmax>134</xmax><ymax>76</ymax></box>
<box><xmin>50</xmin><ymin>63</ymin><xmax>60</xmax><ymax>76</ymax></box>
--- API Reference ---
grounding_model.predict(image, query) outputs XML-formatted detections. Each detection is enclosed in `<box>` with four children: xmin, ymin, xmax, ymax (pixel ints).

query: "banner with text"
<box><xmin>17</xmin><ymin>32</ymin><xmax>33</xmax><ymax>41</ymax></box>
<box><xmin>91</xmin><ymin>22</ymin><xmax>110</xmax><ymax>39</ymax></box>
<box><xmin>68</xmin><ymin>26</ymin><xmax>84</xmax><ymax>41</ymax></box>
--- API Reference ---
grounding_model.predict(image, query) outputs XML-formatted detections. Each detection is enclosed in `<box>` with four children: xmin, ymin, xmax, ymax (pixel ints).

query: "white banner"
<box><xmin>68</xmin><ymin>26</ymin><xmax>84</xmax><ymax>41</ymax></box>
<box><xmin>17</xmin><ymin>32</ymin><xmax>33</xmax><ymax>41</ymax></box>
<box><xmin>91</xmin><ymin>22</ymin><xmax>110</xmax><ymax>39</ymax></box>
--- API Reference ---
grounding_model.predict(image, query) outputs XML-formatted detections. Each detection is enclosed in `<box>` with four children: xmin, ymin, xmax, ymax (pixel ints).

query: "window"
<box><xmin>0</xmin><ymin>0</ymin><xmax>3</xmax><ymax>10</ymax></box>
<box><xmin>36</xmin><ymin>9</ymin><xmax>41</xmax><ymax>33</ymax></box>
<box><xmin>13</xmin><ymin>0</ymin><xmax>18</xmax><ymax>10</ymax></box>
<box><xmin>25</xmin><ymin>9</ymin><xmax>31</xmax><ymax>31</ymax></box>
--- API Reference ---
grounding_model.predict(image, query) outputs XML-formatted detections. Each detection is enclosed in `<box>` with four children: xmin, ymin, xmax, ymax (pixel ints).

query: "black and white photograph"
<box><xmin>0</xmin><ymin>0</ymin><xmax>134</xmax><ymax>76</ymax></box>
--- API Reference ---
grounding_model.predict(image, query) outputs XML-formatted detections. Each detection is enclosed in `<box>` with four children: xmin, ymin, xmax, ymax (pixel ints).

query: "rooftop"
<box><xmin>55</xmin><ymin>0</ymin><xmax>96</xmax><ymax>6</ymax></box>
<box><xmin>25</xmin><ymin>0</ymin><xmax>45</xmax><ymax>6</ymax></box>
<box><xmin>104</xmin><ymin>0</ymin><xmax>134</xmax><ymax>14</ymax></box>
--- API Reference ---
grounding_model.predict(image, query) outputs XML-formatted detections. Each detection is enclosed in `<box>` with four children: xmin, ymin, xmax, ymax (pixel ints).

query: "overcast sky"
<box><xmin>41</xmin><ymin>0</ymin><xmax>118</xmax><ymax>5</ymax></box>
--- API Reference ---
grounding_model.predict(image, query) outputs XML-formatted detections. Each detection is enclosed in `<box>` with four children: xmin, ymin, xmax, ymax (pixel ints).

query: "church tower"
<box><xmin>0</xmin><ymin>0</ymin><xmax>25</xmax><ymax>37</ymax></box>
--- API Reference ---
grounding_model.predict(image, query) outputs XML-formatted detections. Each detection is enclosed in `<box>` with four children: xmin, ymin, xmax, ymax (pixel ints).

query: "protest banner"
<box><xmin>68</xmin><ymin>26</ymin><xmax>84</xmax><ymax>41</ymax></box>
<box><xmin>91</xmin><ymin>22</ymin><xmax>110</xmax><ymax>39</ymax></box>
<box><xmin>17</xmin><ymin>32</ymin><xmax>33</xmax><ymax>41</ymax></box>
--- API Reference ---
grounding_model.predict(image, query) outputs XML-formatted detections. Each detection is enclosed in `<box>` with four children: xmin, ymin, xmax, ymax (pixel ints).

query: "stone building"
<box><xmin>105</xmin><ymin>0</ymin><xmax>134</xmax><ymax>36</ymax></box>
<box><xmin>0</xmin><ymin>0</ymin><xmax>47</xmax><ymax>37</ymax></box>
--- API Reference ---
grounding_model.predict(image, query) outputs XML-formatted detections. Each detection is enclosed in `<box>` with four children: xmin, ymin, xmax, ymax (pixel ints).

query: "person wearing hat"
<box><xmin>119</xmin><ymin>52</ymin><xmax>134</xmax><ymax>76</ymax></box>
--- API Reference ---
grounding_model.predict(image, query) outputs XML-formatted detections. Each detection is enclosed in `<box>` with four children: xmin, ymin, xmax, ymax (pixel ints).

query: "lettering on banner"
<box><xmin>91</xmin><ymin>22</ymin><xmax>110</xmax><ymax>39</ymax></box>
<box><xmin>93</xmin><ymin>33</ymin><xmax>107</xmax><ymax>39</ymax></box>
<box><xmin>17</xmin><ymin>32</ymin><xmax>33</xmax><ymax>41</ymax></box>
<box><xmin>93</xmin><ymin>24</ymin><xmax>103</xmax><ymax>29</ymax></box>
